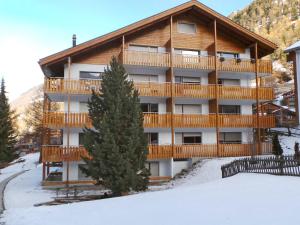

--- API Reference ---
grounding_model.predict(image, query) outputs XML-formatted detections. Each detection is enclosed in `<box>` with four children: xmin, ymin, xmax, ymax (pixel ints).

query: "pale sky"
<box><xmin>0</xmin><ymin>0</ymin><xmax>253</xmax><ymax>101</ymax></box>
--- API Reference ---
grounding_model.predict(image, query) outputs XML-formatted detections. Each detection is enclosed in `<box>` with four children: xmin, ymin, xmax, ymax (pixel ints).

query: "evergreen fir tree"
<box><xmin>0</xmin><ymin>78</ymin><xmax>17</xmax><ymax>162</ymax></box>
<box><xmin>272</xmin><ymin>133</ymin><xmax>283</xmax><ymax>156</ymax></box>
<box><xmin>81</xmin><ymin>57</ymin><xmax>149</xmax><ymax>195</ymax></box>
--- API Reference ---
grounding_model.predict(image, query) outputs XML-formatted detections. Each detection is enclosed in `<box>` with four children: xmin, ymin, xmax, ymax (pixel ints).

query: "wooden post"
<box><xmin>42</xmin><ymin>162</ymin><xmax>46</xmax><ymax>181</ymax></box>
<box><xmin>254</xmin><ymin>43</ymin><xmax>261</xmax><ymax>155</ymax></box>
<box><xmin>213</xmin><ymin>19</ymin><xmax>220</xmax><ymax>157</ymax></box>
<box><xmin>122</xmin><ymin>35</ymin><xmax>125</xmax><ymax>63</ymax></box>
<box><xmin>66</xmin><ymin>56</ymin><xmax>71</xmax><ymax>190</ymax></box>
<box><xmin>169</xmin><ymin>16</ymin><xmax>175</xmax><ymax>158</ymax></box>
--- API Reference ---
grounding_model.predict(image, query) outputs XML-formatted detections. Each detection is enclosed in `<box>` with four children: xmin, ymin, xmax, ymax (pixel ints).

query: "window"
<box><xmin>176</xmin><ymin>133</ymin><xmax>202</xmax><ymax>144</ymax></box>
<box><xmin>141</xmin><ymin>103</ymin><xmax>158</xmax><ymax>113</ymax></box>
<box><xmin>220</xmin><ymin>132</ymin><xmax>242</xmax><ymax>144</ymax></box>
<box><xmin>218</xmin><ymin>79</ymin><xmax>240</xmax><ymax>86</ymax></box>
<box><xmin>129</xmin><ymin>45</ymin><xmax>158</xmax><ymax>53</ymax></box>
<box><xmin>175</xmin><ymin>104</ymin><xmax>202</xmax><ymax>114</ymax></box>
<box><xmin>174</xmin><ymin>49</ymin><xmax>200</xmax><ymax>56</ymax></box>
<box><xmin>129</xmin><ymin>74</ymin><xmax>158</xmax><ymax>83</ymax></box>
<box><xmin>145</xmin><ymin>133</ymin><xmax>159</xmax><ymax>145</ymax></box>
<box><xmin>217</xmin><ymin>52</ymin><xmax>239</xmax><ymax>59</ymax></box>
<box><xmin>178</xmin><ymin>22</ymin><xmax>196</xmax><ymax>34</ymax></box>
<box><xmin>175</xmin><ymin>76</ymin><xmax>201</xmax><ymax>84</ymax></box>
<box><xmin>79</xmin><ymin>71</ymin><xmax>103</xmax><ymax>80</ymax></box>
<box><xmin>219</xmin><ymin>105</ymin><xmax>241</xmax><ymax>114</ymax></box>
<box><xmin>183</xmin><ymin>133</ymin><xmax>202</xmax><ymax>144</ymax></box>
<box><xmin>145</xmin><ymin>162</ymin><xmax>159</xmax><ymax>176</ymax></box>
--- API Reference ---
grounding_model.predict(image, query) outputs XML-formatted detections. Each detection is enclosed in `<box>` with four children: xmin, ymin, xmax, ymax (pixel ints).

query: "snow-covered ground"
<box><xmin>2</xmin><ymin>173</ymin><xmax>300</xmax><ymax>225</ymax></box>
<box><xmin>4</xmin><ymin>164</ymin><xmax>53</xmax><ymax>209</ymax></box>
<box><xmin>2</xmin><ymin>136</ymin><xmax>300</xmax><ymax>225</ymax></box>
<box><xmin>0</xmin><ymin>153</ymin><xmax>40</xmax><ymax>182</ymax></box>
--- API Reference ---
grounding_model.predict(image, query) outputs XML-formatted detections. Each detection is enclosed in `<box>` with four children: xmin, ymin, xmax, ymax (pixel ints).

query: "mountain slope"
<box><xmin>230</xmin><ymin>0</ymin><xmax>300</xmax><ymax>63</ymax></box>
<box><xmin>11</xmin><ymin>85</ymin><xmax>42</xmax><ymax>133</ymax></box>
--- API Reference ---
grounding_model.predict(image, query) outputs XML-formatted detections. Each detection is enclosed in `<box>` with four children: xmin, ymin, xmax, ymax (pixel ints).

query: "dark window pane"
<box><xmin>80</xmin><ymin>71</ymin><xmax>103</xmax><ymax>80</ymax></box>
<box><xmin>141</xmin><ymin>104</ymin><xmax>148</xmax><ymax>113</ymax></box>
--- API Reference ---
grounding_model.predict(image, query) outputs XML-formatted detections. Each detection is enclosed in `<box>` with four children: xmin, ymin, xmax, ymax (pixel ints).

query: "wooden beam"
<box><xmin>213</xmin><ymin>19</ymin><xmax>220</xmax><ymax>157</ymax></box>
<box><xmin>169</xmin><ymin>15</ymin><xmax>175</xmax><ymax>158</ymax></box>
<box><xmin>254</xmin><ymin>42</ymin><xmax>261</xmax><ymax>155</ymax></box>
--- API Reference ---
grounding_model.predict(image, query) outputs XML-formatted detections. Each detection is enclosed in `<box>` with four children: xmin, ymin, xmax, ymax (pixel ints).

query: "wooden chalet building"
<box><xmin>39</xmin><ymin>0</ymin><xmax>277</xmax><ymax>185</ymax></box>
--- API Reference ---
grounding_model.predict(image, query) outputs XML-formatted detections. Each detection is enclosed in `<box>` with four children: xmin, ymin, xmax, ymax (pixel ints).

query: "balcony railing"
<box><xmin>45</xmin><ymin>78</ymin><xmax>274</xmax><ymax>101</ymax></box>
<box><xmin>44</xmin><ymin>78</ymin><xmax>171</xmax><ymax>97</ymax></box>
<box><xmin>42</xmin><ymin>145</ymin><xmax>90</xmax><ymax>162</ymax></box>
<box><xmin>42</xmin><ymin>143</ymin><xmax>272</xmax><ymax>162</ymax></box>
<box><xmin>123</xmin><ymin>50</ymin><xmax>170</xmax><ymax>67</ymax></box>
<box><xmin>43</xmin><ymin>112</ymin><xmax>275</xmax><ymax>129</ymax></box>
<box><xmin>44</xmin><ymin>78</ymin><xmax>101</xmax><ymax>95</ymax></box>
<box><xmin>123</xmin><ymin>50</ymin><xmax>272</xmax><ymax>74</ymax></box>
<box><xmin>44</xmin><ymin>112</ymin><xmax>172</xmax><ymax>129</ymax></box>
<box><xmin>173</xmin><ymin>114</ymin><xmax>216</xmax><ymax>128</ymax></box>
<box><xmin>173</xmin><ymin>54</ymin><xmax>215</xmax><ymax>70</ymax></box>
<box><xmin>134</xmin><ymin>82</ymin><xmax>171</xmax><ymax>97</ymax></box>
<box><xmin>218</xmin><ymin>85</ymin><xmax>274</xmax><ymax>100</ymax></box>
<box><xmin>143</xmin><ymin>113</ymin><xmax>172</xmax><ymax>128</ymax></box>
<box><xmin>43</xmin><ymin>112</ymin><xmax>92</xmax><ymax>128</ymax></box>
<box><xmin>218</xmin><ymin>115</ymin><xmax>275</xmax><ymax>128</ymax></box>
<box><xmin>174</xmin><ymin>83</ymin><xmax>215</xmax><ymax>99</ymax></box>
<box><xmin>217</xmin><ymin>58</ymin><xmax>272</xmax><ymax>74</ymax></box>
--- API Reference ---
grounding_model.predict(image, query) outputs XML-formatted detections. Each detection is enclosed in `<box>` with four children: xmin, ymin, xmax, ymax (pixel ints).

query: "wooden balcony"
<box><xmin>218</xmin><ymin>115</ymin><xmax>275</xmax><ymax>128</ymax></box>
<box><xmin>173</xmin><ymin>54</ymin><xmax>215</xmax><ymax>70</ymax></box>
<box><xmin>217</xmin><ymin>58</ymin><xmax>272</xmax><ymax>74</ymax></box>
<box><xmin>143</xmin><ymin>113</ymin><xmax>172</xmax><ymax>128</ymax></box>
<box><xmin>42</xmin><ymin>146</ymin><xmax>90</xmax><ymax>162</ymax></box>
<box><xmin>44</xmin><ymin>78</ymin><xmax>101</xmax><ymax>95</ymax></box>
<box><xmin>174</xmin><ymin>83</ymin><xmax>215</xmax><ymax>98</ymax></box>
<box><xmin>44</xmin><ymin>78</ymin><xmax>171</xmax><ymax>97</ymax></box>
<box><xmin>123</xmin><ymin>50</ymin><xmax>272</xmax><ymax>74</ymax></box>
<box><xmin>44</xmin><ymin>112</ymin><xmax>172</xmax><ymax>129</ymax></box>
<box><xmin>43</xmin><ymin>112</ymin><xmax>275</xmax><ymax>129</ymax></box>
<box><xmin>123</xmin><ymin>50</ymin><xmax>170</xmax><ymax>67</ymax></box>
<box><xmin>218</xmin><ymin>85</ymin><xmax>274</xmax><ymax>100</ymax></box>
<box><xmin>173</xmin><ymin>114</ymin><xmax>216</xmax><ymax>128</ymax></box>
<box><xmin>134</xmin><ymin>82</ymin><xmax>171</xmax><ymax>97</ymax></box>
<box><xmin>43</xmin><ymin>112</ymin><xmax>92</xmax><ymax>129</ymax></box>
<box><xmin>42</xmin><ymin>143</ymin><xmax>272</xmax><ymax>162</ymax></box>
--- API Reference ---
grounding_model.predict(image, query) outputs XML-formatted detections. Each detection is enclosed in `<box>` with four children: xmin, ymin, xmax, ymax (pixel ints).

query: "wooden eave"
<box><xmin>39</xmin><ymin>0</ymin><xmax>277</xmax><ymax>67</ymax></box>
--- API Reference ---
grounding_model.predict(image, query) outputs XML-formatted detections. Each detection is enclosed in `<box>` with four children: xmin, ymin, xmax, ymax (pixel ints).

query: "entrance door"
<box><xmin>146</xmin><ymin>162</ymin><xmax>159</xmax><ymax>176</ymax></box>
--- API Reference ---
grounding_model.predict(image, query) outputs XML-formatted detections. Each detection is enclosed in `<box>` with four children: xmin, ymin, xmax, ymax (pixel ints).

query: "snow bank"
<box><xmin>0</xmin><ymin>153</ymin><xmax>39</xmax><ymax>182</ymax></box>
<box><xmin>3</xmin><ymin>174</ymin><xmax>300</xmax><ymax>225</ymax></box>
<box><xmin>4</xmin><ymin>164</ymin><xmax>53</xmax><ymax>209</ymax></box>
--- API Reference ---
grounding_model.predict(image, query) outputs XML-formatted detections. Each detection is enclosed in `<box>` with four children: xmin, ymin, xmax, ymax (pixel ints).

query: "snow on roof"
<box><xmin>285</xmin><ymin>40</ymin><xmax>300</xmax><ymax>53</ymax></box>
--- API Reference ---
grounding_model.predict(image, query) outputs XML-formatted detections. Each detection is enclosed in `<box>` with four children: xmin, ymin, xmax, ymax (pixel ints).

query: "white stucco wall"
<box><xmin>172</xmin><ymin>160</ymin><xmax>191</xmax><ymax>176</ymax></box>
<box><xmin>62</xmin><ymin>161</ymin><xmax>79</xmax><ymax>181</ymax></box>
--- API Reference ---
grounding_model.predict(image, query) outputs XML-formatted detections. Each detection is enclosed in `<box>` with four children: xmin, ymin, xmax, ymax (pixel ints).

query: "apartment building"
<box><xmin>40</xmin><ymin>0</ymin><xmax>277</xmax><ymax>185</ymax></box>
<box><xmin>285</xmin><ymin>42</ymin><xmax>300</xmax><ymax>125</ymax></box>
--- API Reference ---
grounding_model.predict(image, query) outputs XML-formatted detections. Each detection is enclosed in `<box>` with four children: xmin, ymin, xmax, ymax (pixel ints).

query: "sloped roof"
<box><xmin>39</xmin><ymin>0</ymin><xmax>277</xmax><ymax>67</ymax></box>
<box><xmin>285</xmin><ymin>40</ymin><xmax>300</xmax><ymax>53</ymax></box>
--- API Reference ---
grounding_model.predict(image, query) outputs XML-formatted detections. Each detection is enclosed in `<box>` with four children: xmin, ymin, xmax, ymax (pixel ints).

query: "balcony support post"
<box><xmin>66</xmin><ymin>56</ymin><xmax>72</xmax><ymax>191</ymax></box>
<box><xmin>169</xmin><ymin>15</ymin><xmax>175</xmax><ymax>158</ymax></box>
<box><xmin>254</xmin><ymin>42</ymin><xmax>261</xmax><ymax>155</ymax></box>
<box><xmin>213</xmin><ymin>19</ymin><xmax>220</xmax><ymax>157</ymax></box>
